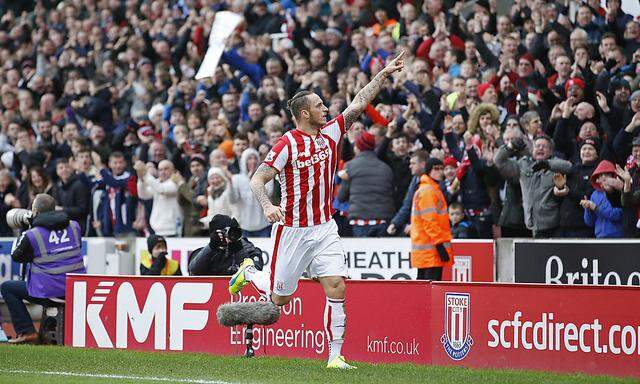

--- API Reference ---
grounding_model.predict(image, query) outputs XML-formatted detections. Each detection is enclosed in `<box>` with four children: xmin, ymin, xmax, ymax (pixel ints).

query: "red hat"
<box><xmin>590</xmin><ymin>160</ymin><xmax>616</xmax><ymax>191</ymax></box>
<box><xmin>518</xmin><ymin>53</ymin><xmax>535</xmax><ymax>66</ymax></box>
<box><xmin>477</xmin><ymin>83</ymin><xmax>494</xmax><ymax>99</ymax></box>
<box><xmin>355</xmin><ymin>131</ymin><xmax>376</xmax><ymax>152</ymax></box>
<box><xmin>444</xmin><ymin>156</ymin><xmax>458</xmax><ymax>168</ymax></box>
<box><xmin>565</xmin><ymin>78</ymin><xmax>585</xmax><ymax>93</ymax></box>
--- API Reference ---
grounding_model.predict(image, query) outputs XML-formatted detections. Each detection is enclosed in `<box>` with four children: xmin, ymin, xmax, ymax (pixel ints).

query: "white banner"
<box><xmin>134</xmin><ymin>237</ymin><xmax>494</xmax><ymax>281</ymax></box>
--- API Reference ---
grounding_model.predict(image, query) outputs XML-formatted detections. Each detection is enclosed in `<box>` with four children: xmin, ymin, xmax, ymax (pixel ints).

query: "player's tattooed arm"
<box><xmin>250</xmin><ymin>163</ymin><xmax>285</xmax><ymax>223</ymax></box>
<box><xmin>343</xmin><ymin>50</ymin><xmax>406</xmax><ymax>130</ymax></box>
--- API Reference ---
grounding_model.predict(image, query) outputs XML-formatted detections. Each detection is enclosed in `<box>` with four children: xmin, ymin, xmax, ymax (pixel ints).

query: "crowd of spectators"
<box><xmin>1</xmin><ymin>0</ymin><xmax>640</xmax><ymax>239</ymax></box>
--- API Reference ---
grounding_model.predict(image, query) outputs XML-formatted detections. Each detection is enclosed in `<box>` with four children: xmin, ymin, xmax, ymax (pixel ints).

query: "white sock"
<box><xmin>324</xmin><ymin>297</ymin><xmax>346</xmax><ymax>362</ymax></box>
<box><xmin>245</xmin><ymin>266</ymin><xmax>271</xmax><ymax>300</ymax></box>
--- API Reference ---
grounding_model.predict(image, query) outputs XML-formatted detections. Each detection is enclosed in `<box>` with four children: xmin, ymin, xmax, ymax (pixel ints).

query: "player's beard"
<box><xmin>313</xmin><ymin>114</ymin><xmax>327</xmax><ymax>128</ymax></box>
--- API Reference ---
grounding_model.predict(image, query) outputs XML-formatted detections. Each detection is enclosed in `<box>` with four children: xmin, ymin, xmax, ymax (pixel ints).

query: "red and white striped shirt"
<box><xmin>263</xmin><ymin>114</ymin><xmax>345</xmax><ymax>227</ymax></box>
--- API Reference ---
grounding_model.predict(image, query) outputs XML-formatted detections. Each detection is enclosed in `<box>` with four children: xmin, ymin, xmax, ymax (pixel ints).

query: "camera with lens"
<box><xmin>224</xmin><ymin>226</ymin><xmax>242</xmax><ymax>242</ymax></box>
<box><xmin>6</xmin><ymin>208</ymin><xmax>34</xmax><ymax>230</ymax></box>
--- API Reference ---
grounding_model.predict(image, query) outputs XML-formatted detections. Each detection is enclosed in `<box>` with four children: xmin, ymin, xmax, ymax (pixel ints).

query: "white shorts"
<box><xmin>270</xmin><ymin>219</ymin><xmax>348</xmax><ymax>296</ymax></box>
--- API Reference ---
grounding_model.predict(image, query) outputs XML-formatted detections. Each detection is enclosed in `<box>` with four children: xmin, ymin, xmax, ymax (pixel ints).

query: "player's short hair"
<box><xmin>287</xmin><ymin>91</ymin><xmax>314</xmax><ymax>120</ymax></box>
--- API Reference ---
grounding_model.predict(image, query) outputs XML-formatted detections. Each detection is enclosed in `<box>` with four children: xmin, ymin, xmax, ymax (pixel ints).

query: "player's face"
<box><xmin>304</xmin><ymin>94</ymin><xmax>329</xmax><ymax>128</ymax></box>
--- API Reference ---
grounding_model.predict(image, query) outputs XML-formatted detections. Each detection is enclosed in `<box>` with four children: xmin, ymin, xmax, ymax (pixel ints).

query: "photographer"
<box><xmin>140</xmin><ymin>235</ymin><xmax>181</xmax><ymax>276</ymax></box>
<box><xmin>188</xmin><ymin>214</ymin><xmax>263</xmax><ymax>276</ymax></box>
<box><xmin>0</xmin><ymin>194</ymin><xmax>86</xmax><ymax>344</ymax></box>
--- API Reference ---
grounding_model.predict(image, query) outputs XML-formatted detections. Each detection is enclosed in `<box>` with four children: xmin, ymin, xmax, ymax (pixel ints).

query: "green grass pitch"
<box><xmin>0</xmin><ymin>345</ymin><xmax>637</xmax><ymax>384</ymax></box>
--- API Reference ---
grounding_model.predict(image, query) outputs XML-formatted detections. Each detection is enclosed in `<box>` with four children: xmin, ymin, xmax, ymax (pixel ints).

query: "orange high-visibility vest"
<box><xmin>410</xmin><ymin>175</ymin><xmax>454</xmax><ymax>269</ymax></box>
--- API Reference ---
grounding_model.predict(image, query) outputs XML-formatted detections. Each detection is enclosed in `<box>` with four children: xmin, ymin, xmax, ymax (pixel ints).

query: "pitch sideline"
<box><xmin>0</xmin><ymin>369</ymin><xmax>238</xmax><ymax>384</ymax></box>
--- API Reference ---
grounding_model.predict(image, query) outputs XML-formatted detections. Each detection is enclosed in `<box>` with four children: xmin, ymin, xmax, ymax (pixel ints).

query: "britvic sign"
<box><xmin>514</xmin><ymin>240</ymin><xmax>640</xmax><ymax>286</ymax></box>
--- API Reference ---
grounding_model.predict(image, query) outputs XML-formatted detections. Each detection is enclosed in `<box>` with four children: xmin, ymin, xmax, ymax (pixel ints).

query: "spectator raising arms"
<box><xmin>135</xmin><ymin>159</ymin><xmax>183</xmax><ymax>237</ymax></box>
<box><xmin>0</xmin><ymin>0</ymin><xmax>637</xmax><ymax>242</ymax></box>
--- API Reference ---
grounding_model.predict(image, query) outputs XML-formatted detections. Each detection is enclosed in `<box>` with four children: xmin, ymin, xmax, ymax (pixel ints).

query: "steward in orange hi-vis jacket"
<box><xmin>410</xmin><ymin>158</ymin><xmax>453</xmax><ymax>281</ymax></box>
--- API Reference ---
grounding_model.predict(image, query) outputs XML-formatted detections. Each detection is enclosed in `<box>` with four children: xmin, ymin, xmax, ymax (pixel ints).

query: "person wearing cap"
<box><xmin>564</xmin><ymin>77</ymin><xmax>586</xmax><ymax>102</ymax></box>
<box><xmin>178</xmin><ymin>155</ymin><xmax>208</xmax><ymax>236</ymax></box>
<box><xmin>188</xmin><ymin>214</ymin><xmax>263</xmax><ymax>276</ymax></box>
<box><xmin>495</xmin><ymin>135</ymin><xmax>572</xmax><ymax>238</ymax></box>
<box><xmin>337</xmin><ymin>131</ymin><xmax>394</xmax><ymax>237</ymax></box>
<box><xmin>582</xmin><ymin>160</ymin><xmax>625</xmax><ymax>238</ymax></box>
<box><xmin>411</xmin><ymin>157</ymin><xmax>453</xmax><ymax>281</ymax></box>
<box><xmin>555</xmin><ymin>138</ymin><xmax>600</xmax><ymax>238</ymax></box>
<box><xmin>441</xmin><ymin>156</ymin><xmax>461</xmax><ymax>204</ymax></box>
<box><xmin>140</xmin><ymin>235</ymin><xmax>180</xmax><ymax>276</ymax></box>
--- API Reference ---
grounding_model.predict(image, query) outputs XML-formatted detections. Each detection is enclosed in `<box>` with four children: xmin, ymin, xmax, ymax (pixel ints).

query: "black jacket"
<box><xmin>188</xmin><ymin>238</ymin><xmax>263</xmax><ymax>276</ymax></box>
<box><xmin>52</xmin><ymin>175</ymin><xmax>90</xmax><ymax>232</ymax></box>
<box><xmin>559</xmin><ymin>161</ymin><xmax>597</xmax><ymax>235</ymax></box>
<box><xmin>376</xmin><ymin>137</ymin><xmax>412</xmax><ymax>210</ymax></box>
<box><xmin>0</xmin><ymin>186</ymin><xmax>17</xmax><ymax>237</ymax></box>
<box><xmin>11</xmin><ymin>211</ymin><xmax>71</xmax><ymax>264</ymax></box>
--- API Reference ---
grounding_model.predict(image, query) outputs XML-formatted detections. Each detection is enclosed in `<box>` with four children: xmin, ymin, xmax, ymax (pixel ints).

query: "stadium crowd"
<box><xmin>0</xmin><ymin>0</ymin><xmax>639</xmax><ymax>239</ymax></box>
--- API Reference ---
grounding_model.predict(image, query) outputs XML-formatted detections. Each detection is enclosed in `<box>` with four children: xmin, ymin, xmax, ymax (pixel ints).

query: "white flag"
<box><xmin>195</xmin><ymin>11</ymin><xmax>244</xmax><ymax>80</ymax></box>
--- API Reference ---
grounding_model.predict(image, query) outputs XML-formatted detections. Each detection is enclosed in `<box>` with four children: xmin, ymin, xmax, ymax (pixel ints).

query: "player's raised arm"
<box><xmin>343</xmin><ymin>50</ymin><xmax>405</xmax><ymax>130</ymax></box>
<box><xmin>250</xmin><ymin>163</ymin><xmax>284</xmax><ymax>223</ymax></box>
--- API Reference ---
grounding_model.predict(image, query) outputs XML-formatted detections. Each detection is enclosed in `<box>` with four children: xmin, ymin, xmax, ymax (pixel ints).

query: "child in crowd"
<box><xmin>581</xmin><ymin>160</ymin><xmax>625</xmax><ymax>238</ymax></box>
<box><xmin>448</xmin><ymin>202</ymin><xmax>476</xmax><ymax>239</ymax></box>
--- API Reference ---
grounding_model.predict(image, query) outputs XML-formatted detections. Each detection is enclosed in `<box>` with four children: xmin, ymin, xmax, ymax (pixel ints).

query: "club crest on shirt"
<box><xmin>315</xmin><ymin>137</ymin><xmax>327</xmax><ymax>148</ymax></box>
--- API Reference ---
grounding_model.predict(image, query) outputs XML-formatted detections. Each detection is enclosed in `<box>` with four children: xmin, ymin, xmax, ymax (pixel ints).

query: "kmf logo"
<box><xmin>441</xmin><ymin>292</ymin><xmax>473</xmax><ymax>360</ymax></box>
<box><xmin>72</xmin><ymin>280</ymin><xmax>213</xmax><ymax>350</ymax></box>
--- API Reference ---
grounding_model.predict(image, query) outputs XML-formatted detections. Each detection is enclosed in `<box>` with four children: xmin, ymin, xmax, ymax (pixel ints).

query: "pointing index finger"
<box><xmin>395</xmin><ymin>50</ymin><xmax>406</xmax><ymax>62</ymax></box>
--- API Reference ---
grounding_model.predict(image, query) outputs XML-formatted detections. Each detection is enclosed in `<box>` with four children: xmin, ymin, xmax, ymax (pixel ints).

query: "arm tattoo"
<box><xmin>250</xmin><ymin>163</ymin><xmax>278</xmax><ymax>210</ymax></box>
<box><xmin>343</xmin><ymin>72</ymin><xmax>388</xmax><ymax>129</ymax></box>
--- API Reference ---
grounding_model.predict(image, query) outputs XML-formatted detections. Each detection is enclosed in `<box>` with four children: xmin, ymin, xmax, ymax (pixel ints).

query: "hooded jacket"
<box><xmin>200</xmin><ymin>167</ymin><xmax>235</xmax><ymax>224</ymax></box>
<box><xmin>584</xmin><ymin>160</ymin><xmax>624</xmax><ymax>238</ymax></box>
<box><xmin>229</xmin><ymin>148</ymin><xmax>273</xmax><ymax>232</ymax></box>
